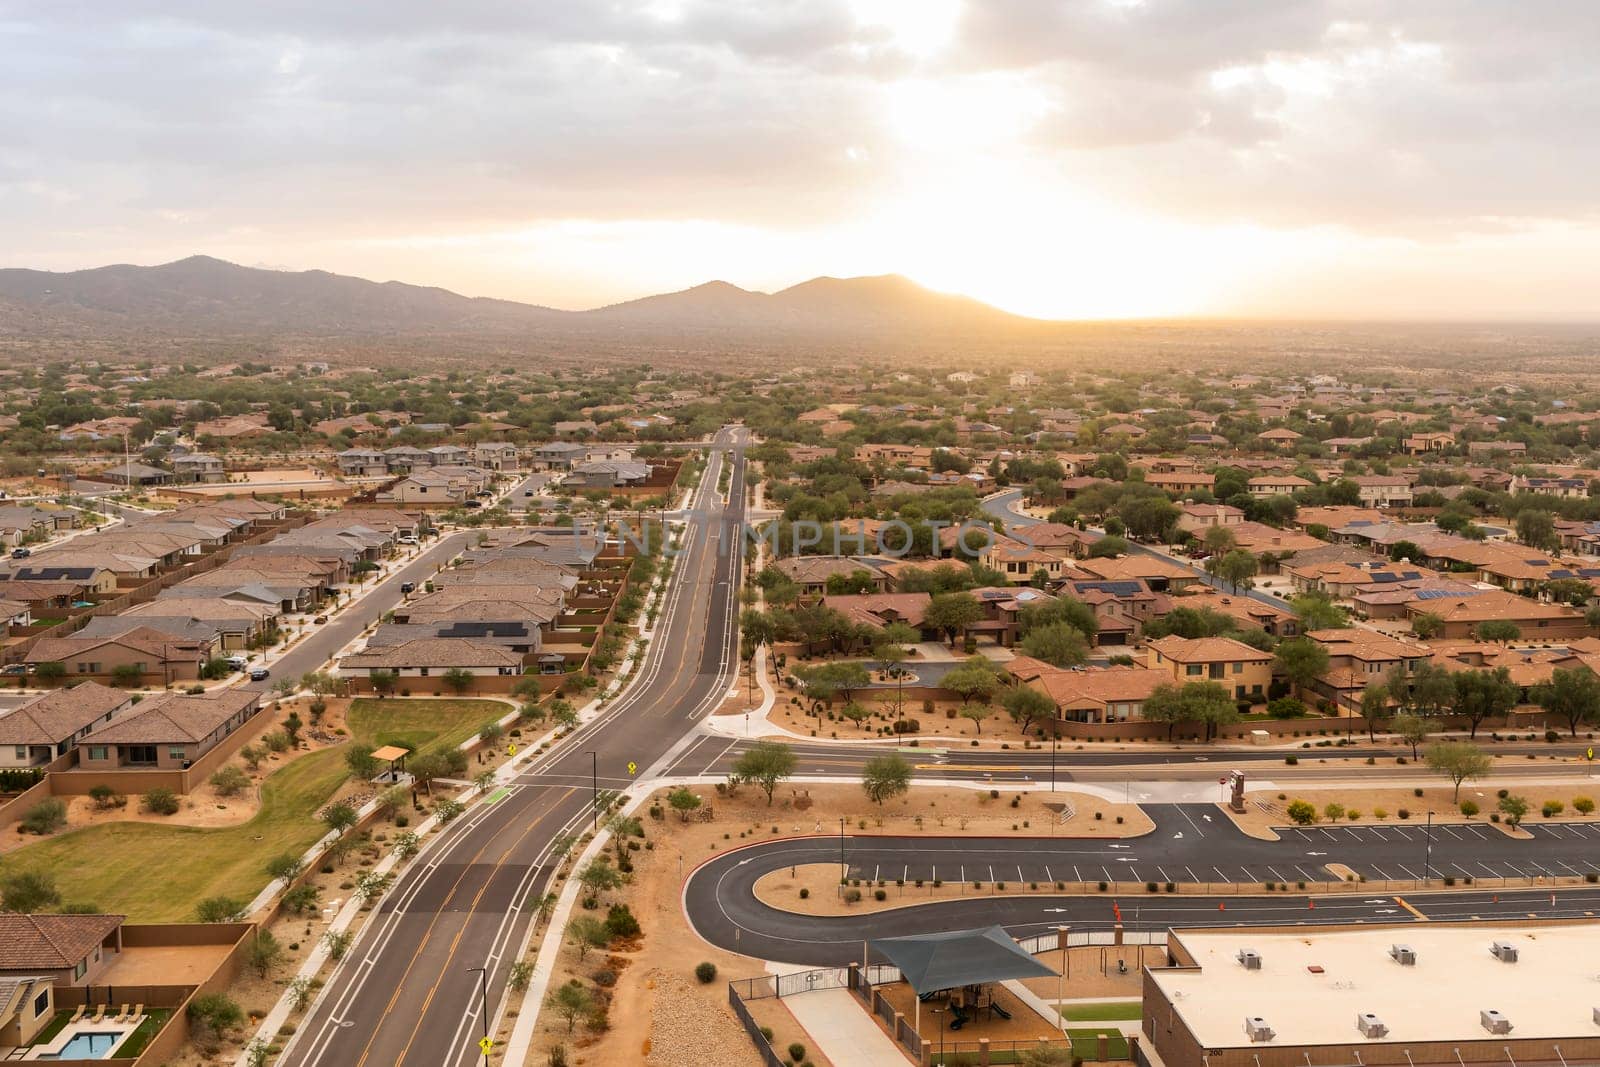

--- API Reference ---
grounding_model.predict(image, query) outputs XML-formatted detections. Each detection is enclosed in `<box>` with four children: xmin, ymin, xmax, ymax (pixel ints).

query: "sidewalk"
<box><xmin>782</xmin><ymin>987</ymin><xmax>908</xmax><ymax>1067</ymax></box>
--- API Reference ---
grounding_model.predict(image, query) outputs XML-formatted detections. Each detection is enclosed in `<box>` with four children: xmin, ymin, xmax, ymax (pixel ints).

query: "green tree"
<box><xmin>1207</xmin><ymin>548</ymin><xmax>1259</xmax><ymax>593</ymax></box>
<box><xmin>1359</xmin><ymin>684</ymin><xmax>1390</xmax><ymax>742</ymax></box>
<box><xmin>1534</xmin><ymin>665</ymin><xmax>1600</xmax><ymax>737</ymax></box>
<box><xmin>1425</xmin><ymin>740</ymin><xmax>1492</xmax><ymax>801</ymax></box>
<box><xmin>1498</xmin><ymin>793</ymin><xmax>1529</xmax><ymax>828</ymax></box>
<box><xmin>187</xmin><ymin>993</ymin><xmax>243</xmax><ymax>1047</ymax></box>
<box><xmin>667</xmin><ymin>786</ymin><xmax>703</xmax><ymax>822</ymax></box>
<box><xmin>1018</xmin><ymin>623</ymin><xmax>1089</xmax><ymax>668</ymax></box>
<box><xmin>942</xmin><ymin>655</ymin><xmax>1002</xmax><ymax>705</ymax></box>
<box><xmin>1</xmin><ymin>870</ymin><xmax>61</xmax><ymax>912</ymax></box>
<box><xmin>1003</xmin><ymin>685</ymin><xmax>1057</xmax><ymax>737</ymax></box>
<box><xmin>1291</xmin><ymin>593</ymin><xmax>1349</xmax><ymax>631</ymax></box>
<box><xmin>1452</xmin><ymin>666</ymin><xmax>1518</xmax><ymax>738</ymax></box>
<box><xmin>442</xmin><ymin>667</ymin><xmax>474</xmax><ymax>694</ymax></box>
<box><xmin>959</xmin><ymin>703</ymin><xmax>993</xmax><ymax>734</ymax></box>
<box><xmin>924</xmin><ymin>592</ymin><xmax>983</xmax><ymax>647</ymax></box>
<box><xmin>1391</xmin><ymin>712</ymin><xmax>1430</xmax><ymax>759</ymax></box>
<box><xmin>345</xmin><ymin>743</ymin><xmax>380</xmax><ymax>780</ymax></box>
<box><xmin>1475</xmin><ymin>620</ymin><xmax>1521</xmax><ymax>642</ymax></box>
<box><xmin>1515</xmin><ymin>508</ymin><xmax>1559</xmax><ymax>552</ymax></box>
<box><xmin>194</xmin><ymin>895</ymin><xmax>245</xmax><ymax>922</ymax></box>
<box><xmin>861</xmin><ymin>753</ymin><xmax>912</xmax><ymax>805</ymax></box>
<box><xmin>1273</xmin><ymin>637</ymin><xmax>1330</xmax><ymax>697</ymax></box>
<box><xmin>550</xmin><ymin>979</ymin><xmax>596</xmax><ymax>1031</ymax></box>
<box><xmin>1410</xmin><ymin>612</ymin><xmax>1444</xmax><ymax>640</ymax></box>
<box><xmin>247</xmin><ymin>930</ymin><xmax>284</xmax><ymax>978</ymax></box>
<box><xmin>577</xmin><ymin>857</ymin><xmax>625</xmax><ymax>902</ymax></box>
<box><xmin>732</xmin><ymin>740</ymin><xmax>796</xmax><ymax>805</ymax></box>
<box><xmin>1202</xmin><ymin>525</ymin><xmax>1237</xmax><ymax>554</ymax></box>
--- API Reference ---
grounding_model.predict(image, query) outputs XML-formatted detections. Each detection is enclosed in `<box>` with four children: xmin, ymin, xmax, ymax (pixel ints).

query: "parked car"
<box><xmin>248</xmin><ymin>666</ymin><xmax>270</xmax><ymax>681</ymax></box>
<box><xmin>400</xmin><ymin>581</ymin><xmax>416</xmax><ymax>594</ymax></box>
<box><xmin>396</xmin><ymin>534</ymin><xmax>418</xmax><ymax>545</ymax></box>
<box><xmin>225</xmin><ymin>655</ymin><xmax>249</xmax><ymax>671</ymax></box>
<box><xmin>10</xmin><ymin>547</ymin><xmax>31</xmax><ymax>559</ymax></box>
<box><xmin>464</xmin><ymin>500</ymin><xmax>482</xmax><ymax>509</ymax></box>
<box><xmin>313</xmin><ymin>615</ymin><xmax>329</xmax><ymax>625</ymax></box>
<box><xmin>1</xmin><ymin>664</ymin><xmax>27</xmax><ymax>676</ymax></box>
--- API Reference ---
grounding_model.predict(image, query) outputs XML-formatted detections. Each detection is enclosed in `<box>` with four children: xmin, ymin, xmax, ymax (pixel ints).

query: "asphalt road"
<box><xmin>277</xmin><ymin>427</ymin><xmax>747</xmax><ymax>1067</ymax></box>
<box><xmin>240</xmin><ymin>533</ymin><xmax>471</xmax><ymax>693</ymax></box>
<box><xmin>682</xmin><ymin>806</ymin><xmax>1600</xmax><ymax>966</ymax></box>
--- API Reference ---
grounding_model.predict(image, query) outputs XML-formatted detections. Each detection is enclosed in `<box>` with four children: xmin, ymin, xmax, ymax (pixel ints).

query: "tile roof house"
<box><xmin>0</xmin><ymin>682</ymin><xmax>134</xmax><ymax>767</ymax></box>
<box><xmin>76</xmin><ymin>690</ymin><xmax>261</xmax><ymax>771</ymax></box>
<box><xmin>339</xmin><ymin>637</ymin><xmax>525</xmax><ymax>679</ymax></box>
<box><xmin>1008</xmin><ymin>657</ymin><xmax>1167</xmax><ymax>724</ymax></box>
<box><xmin>1146</xmin><ymin>635</ymin><xmax>1273</xmax><ymax>701</ymax></box>
<box><xmin>0</xmin><ymin>914</ymin><xmax>125</xmax><ymax>986</ymax></box>
<box><xmin>24</xmin><ymin>625</ymin><xmax>214</xmax><ymax>683</ymax></box>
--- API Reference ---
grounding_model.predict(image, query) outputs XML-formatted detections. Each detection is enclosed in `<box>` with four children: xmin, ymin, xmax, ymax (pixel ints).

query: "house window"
<box><xmin>13</xmin><ymin>746</ymin><xmax>25</xmax><ymax>760</ymax></box>
<box><xmin>88</xmin><ymin>746</ymin><xmax>108</xmax><ymax>761</ymax></box>
<box><xmin>1231</xmin><ymin>662</ymin><xmax>1243</xmax><ymax>674</ymax></box>
<box><xmin>1185</xmin><ymin>664</ymin><xmax>1201</xmax><ymax>676</ymax></box>
<box><xmin>33</xmin><ymin>989</ymin><xmax>48</xmax><ymax>1016</ymax></box>
<box><xmin>74</xmin><ymin>960</ymin><xmax>87</xmax><ymax>980</ymax></box>
<box><xmin>419</xmin><ymin>667</ymin><xmax>430</xmax><ymax>677</ymax></box>
<box><xmin>168</xmin><ymin>747</ymin><xmax>186</xmax><ymax>761</ymax></box>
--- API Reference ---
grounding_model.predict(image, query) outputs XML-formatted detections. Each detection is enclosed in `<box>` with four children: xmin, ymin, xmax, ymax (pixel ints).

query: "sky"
<box><xmin>3</xmin><ymin>1</ymin><xmax>1599</xmax><ymax>320</ymax></box>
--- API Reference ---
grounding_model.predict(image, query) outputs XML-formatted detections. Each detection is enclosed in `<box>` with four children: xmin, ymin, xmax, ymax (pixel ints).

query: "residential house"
<box><xmin>1009</xmin><ymin>657</ymin><xmax>1167</xmax><ymax>724</ymax></box>
<box><xmin>1512</xmin><ymin>475</ymin><xmax>1588</xmax><ymax>499</ymax></box>
<box><xmin>1257</xmin><ymin>428</ymin><xmax>1303</xmax><ymax>448</ymax></box>
<box><xmin>1146</xmin><ymin>635</ymin><xmax>1273</xmax><ymax>701</ymax></box>
<box><xmin>473</xmin><ymin>441</ymin><xmax>521</xmax><ymax>471</ymax></box>
<box><xmin>24</xmin><ymin>626</ymin><xmax>214</xmax><ymax>683</ymax></box>
<box><xmin>100</xmin><ymin>461</ymin><xmax>172</xmax><ymax>487</ymax></box>
<box><xmin>76</xmin><ymin>690</ymin><xmax>261</xmax><ymax>771</ymax></box>
<box><xmin>1177</xmin><ymin>503</ymin><xmax>1244</xmax><ymax>535</ymax></box>
<box><xmin>0</xmin><ymin>974</ymin><xmax>55</xmax><ymax>1048</ymax></box>
<box><xmin>564</xmin><ymin>460</ymin><xmax>652</xmax><ymax>489</ymax></box>
<box><xmin>1405</xmin><ymin>590</ymin><xmax>1589</xmax><ymax>640</ymax></box>
<box><xmin>172</xmin><ymin>453</ymin><xmax>226</xmax><ymax>483</ymax></box>
<box><xmin>1349</xmin><ymin>475</ymin><xmax>1414</xmax><ymax>508</ymax></box>
<box><xmin>981</xmin><ymin>537</ymin><xmax>1066</xmax><ymax>582</ymax></box>
<box><xmin>1247</xmin><ymin>475</ymin><xmax>1313</xmax><ymax>497</ymax></box>
<box><xmin>1304</xmin><ymin>628</ymin><xmax>1430</xmax><ymax>710</ymax></box>
<box><xmin>1072</xmin><ymin>555</ymin><xmax>1202</xmax><ymax>593</ymax></box>
<box><xmin>1403</xmin><ymin>431</ymin><xmax>1455</xmax><ymax>455</ymax></box>
<box><xmin>1144</xmin><ymin>471</ymin><xmax>1216</xmax><ymax>495</ymax></box>
<box><xmin>337</xmin><ymin>449</ymin><xmax>389</xmax><ymax>477</ymax></box>
<box><xmin>1009</xmin><ymin>523</ymin><xmax>1104</xmax><ymax>560</ymax></box>
<box><xmin>0</xmin><ymin>683</ymin><xmax>134</xmax><ymax>768</ymax></box>
<box><xmin>0</xmin><ymin>914</ymin><xmax>124</xmax><ymax>987</ymax></box>
<box><xmin>338</xmin><ymin>637</ymin><xmax>525</xmax><ymax>680</ymax></box>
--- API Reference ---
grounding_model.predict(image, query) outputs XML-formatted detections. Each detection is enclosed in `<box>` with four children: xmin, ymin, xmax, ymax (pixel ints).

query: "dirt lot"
<box><xmin>1230</xmin><ymin>781</ymin><xmax>1600</xmax><ymax>840</ymax></box>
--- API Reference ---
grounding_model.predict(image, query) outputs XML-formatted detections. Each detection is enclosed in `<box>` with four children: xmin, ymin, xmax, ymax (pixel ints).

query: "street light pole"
<box><xmin>839</xmin><ymin>818</ymin><xmax>847</xmax><ymax>886</ymax></box>
<box><xmin>1050</xmin><ymin>728</ymin><xmax>1058</xmax><ymax>795</ymax></box>
<box><xmin>467</xmin><ymin>965</ymin><xmax>489</xmax><ymax>1064</ymax></box>
<box><xmin>589</xmin><ymin>750</ymin><xmax>598</xmax><ymax>832</ymax></box>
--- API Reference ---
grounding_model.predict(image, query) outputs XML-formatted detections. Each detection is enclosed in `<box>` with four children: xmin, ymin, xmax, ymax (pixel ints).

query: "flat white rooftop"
<box><xmin>1153</xmin><ymin>923</ymin><xmax>1600</xmax><ymax>1049</ymax></box>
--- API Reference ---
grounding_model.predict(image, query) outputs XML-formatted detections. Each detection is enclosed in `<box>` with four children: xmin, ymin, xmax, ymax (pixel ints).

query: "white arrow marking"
<box><xmin>1173</xmin><ymin>832</ymin><xmax>1184</xmax><ymax>839</ymax></box>
<box><xmin>1307</xmin><ymin>851</ymin><xmax>1327</xmax><ymax>856</ymax></box>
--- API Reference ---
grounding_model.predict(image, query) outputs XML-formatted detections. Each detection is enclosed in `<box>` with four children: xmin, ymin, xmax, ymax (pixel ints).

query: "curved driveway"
<box><xmin>685</xmin><ymin>804</ymin><xmax>1600</xmax><ymax>965</ymax></box>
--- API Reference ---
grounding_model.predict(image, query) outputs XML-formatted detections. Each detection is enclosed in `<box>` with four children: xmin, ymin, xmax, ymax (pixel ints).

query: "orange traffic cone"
<box><xmin>1493</xmin><ymin>894</ymin><xmax>1499</xmax><ymax>904</ymax></box>
<box><xmin>1308</xmin><ymin>899</ymin><xmax>1316</xmax><ymax>910</ymax></box>
<box><xmin>1219</xmin><ymin>902</ymin><xmax>1226</xmax><ymax>912</ymax></box>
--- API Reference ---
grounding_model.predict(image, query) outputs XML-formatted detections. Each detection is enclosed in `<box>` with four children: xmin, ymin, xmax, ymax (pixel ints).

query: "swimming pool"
<box><xmin>42</xmin><ymin>1031</ymin><xmax>120</xmax><ymax>1058</ymax></box>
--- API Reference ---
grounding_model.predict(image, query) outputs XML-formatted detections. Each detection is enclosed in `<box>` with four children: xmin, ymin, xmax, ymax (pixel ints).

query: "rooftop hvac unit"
<box><xmin>1481</xmin><ymin>1010</ymin><xmax>1513</xmax><ymax>1035</ymax></box>
<box><xmin>1356</xmin><ymin>1013</ymin><xmax>1388</xmax><ymax>1039</ymax></box>
<box><xmin>1244</xmin><ymin>1017</ymin><xmax>1276</xmax><ymax>1043</ymax></box>
<box><xmin>1389</xmin><ymin>945</ymin><xmax>1417</xmax><ymax>965</ymax></box>
<box><xmin>1237</xmin><ymin>949</ymin><xmax>1263</xmax><ymax>970</ymax></box>
<box><xmin>1491</xmin><ymin>941</ymin><xmax>1519</xmax><ymax>963</ymax></box>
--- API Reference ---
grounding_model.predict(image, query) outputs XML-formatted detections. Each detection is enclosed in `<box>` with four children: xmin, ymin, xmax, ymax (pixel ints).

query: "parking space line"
<box><xmin>1157</xmin><ymin>866</ymin><xmax>1171</xmax><ymax>883</ymax></box>
<box><xmin>1268</xmin><ymin>866</ymin><xmax>1289</xmax><ymax>883</ymax></box>
<box><xmin>1185</xmin><ymin>866</ymin><xmax>1201</xmax><ymax>884</ymax></box>
<box><xmin>1370</xmin><ymin>865</ymin><xmax>1393</xmax><ymax>880</ymax></box>
<box><xmin>1396</xmin><ymin>864</ymin><xmax>1420</xmax><ymax>880</ymax></box>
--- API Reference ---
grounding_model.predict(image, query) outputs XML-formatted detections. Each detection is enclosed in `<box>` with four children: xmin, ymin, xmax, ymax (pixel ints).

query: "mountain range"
<box><xmin>0</xmin><ymin>255</ymin><xmax>1039</xmax><ymax>340</ymax></box>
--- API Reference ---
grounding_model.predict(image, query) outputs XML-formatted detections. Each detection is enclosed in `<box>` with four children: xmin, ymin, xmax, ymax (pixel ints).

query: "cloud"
<box><xmin>0</xmin><ymin>1</ymin><xmax>1596</xmax><ymax>316</ymax></box>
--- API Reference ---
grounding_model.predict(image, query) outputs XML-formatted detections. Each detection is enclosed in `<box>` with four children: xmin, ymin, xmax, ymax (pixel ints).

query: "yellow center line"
<box><xmin>353</xmin><ymin>787</ymin><xmax>575</xmax><ymax>1067</ymax></box>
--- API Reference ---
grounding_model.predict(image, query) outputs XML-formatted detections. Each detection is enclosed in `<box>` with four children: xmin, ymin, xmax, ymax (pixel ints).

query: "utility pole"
<box><xmin>839</xmin><ymin>817</ymin><xmax>847</xmax><ymax>885</ymax></box>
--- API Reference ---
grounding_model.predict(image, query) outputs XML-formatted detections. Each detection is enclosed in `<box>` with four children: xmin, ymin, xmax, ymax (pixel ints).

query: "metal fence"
<box><xmin>775</xmin><ymin>966</ymin><xmax>848</xmax><ymax>998</ymax></box>
<box><xmin>726</xmin><ymin>982</ymin><xmax>786</xmax><ymax>1067</ymax></box>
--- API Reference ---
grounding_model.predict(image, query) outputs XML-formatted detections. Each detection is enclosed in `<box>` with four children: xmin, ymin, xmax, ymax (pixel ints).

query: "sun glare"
<box><xmin>848</xmin><ymin>0</ymin><xmax>962</xmax><ymax>58</ymax></box>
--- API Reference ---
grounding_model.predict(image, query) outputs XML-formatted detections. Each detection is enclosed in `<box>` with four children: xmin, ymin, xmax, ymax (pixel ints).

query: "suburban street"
<box><xmin>276</xmin><ymin>427</ymin><xmax>747</xmax><ymax>1067</ymax></box>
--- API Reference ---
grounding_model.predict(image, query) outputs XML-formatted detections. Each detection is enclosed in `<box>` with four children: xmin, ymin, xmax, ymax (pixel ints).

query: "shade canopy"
<box><xmin>370</xmin><ymin>745</ymin><xmax>410</xmax><ymax>763</ymax></box>
<box><xmin>869</xmin><ymin>926</ymin><xmax>1057</xmax><ymax>996</ymax></box>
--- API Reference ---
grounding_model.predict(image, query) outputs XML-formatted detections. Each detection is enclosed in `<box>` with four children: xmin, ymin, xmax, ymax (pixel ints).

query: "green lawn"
<box><xmin>114</xmin><ymin>1008</ymin><xmax>173</xmax><ymax>1057</ymax></box>
<box><xmin>1060</xmin><ymin>1002</ymin><xmax>1143</xmax><ymax>1022</ymax></box>
<box><xmin>1066</xmin><ymin>1028</ymin><xmax>1131</xmax><ymax>1060</ymax></box>
<box><xmin>1</xmin><ymin>699</ymin><xmax>506</xmax><ymax>921</ymax></box>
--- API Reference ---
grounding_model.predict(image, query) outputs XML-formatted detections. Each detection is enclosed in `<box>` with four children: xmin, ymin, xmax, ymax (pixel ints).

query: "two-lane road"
<box><xmin>278</xmin><ymin>428</ymin><xmax>748</xmax><ymax>1067</ymax></box>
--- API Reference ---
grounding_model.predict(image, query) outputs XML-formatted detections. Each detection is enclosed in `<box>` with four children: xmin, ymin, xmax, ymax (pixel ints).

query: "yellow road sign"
<box><xmin>627</xmin><ymin>761</ymin><xmax>638</xmax><ymax>775</ymax></box>
<box><xmin>479</xmin><ymin>1036</ymin><xmax>494</xmax><ymax>1054</ymax></box>
<box><xmin>508</xmin><ymin>743</ymin><xmax>518</xmax><ymax>756</ymax></box>
<box><xmin>1588</xmin><ymin>747</ymin><xmax>1594</xmax><ymax>761</ymax></box>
